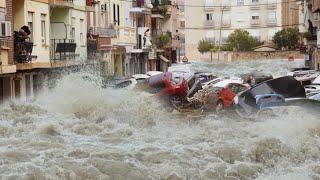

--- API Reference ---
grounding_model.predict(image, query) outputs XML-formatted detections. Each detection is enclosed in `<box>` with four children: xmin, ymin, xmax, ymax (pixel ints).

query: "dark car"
<box><xmin>194</xmin><ymin>72</ymin><xmax>218</xmax><ymax>86</ymax></box>
<box><xmin>241</xmin><ymin>71</ymin><xmax>273</xmax><ymax>86</ymax></box>
<box><xmin>234</xmin><ymin>76</ymin><xmax>306</xmax><ymax>118</ymax></box>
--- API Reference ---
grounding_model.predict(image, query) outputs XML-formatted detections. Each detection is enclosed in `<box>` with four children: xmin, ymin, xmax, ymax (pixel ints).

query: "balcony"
<box><xmin>250</xmin><ymin>19</ymin><xmax>260</xmax><ymax>26</ymax></box>
<box><xmin>49</xmin><ymin>0</ymin><xmax>74</xmax><ymax>8</ymax></box>
<box><xmin>14</xmin><ymin>38</ymin><xmax>37</xmax><ymax>64</ymax></box>
<box><xmin>250</xmin><ymin>2</ymin><xmax>260</xmax><ymax>10</ymax></box>
<box><xmin>222</xmin><ymin>19</ymin><xmax>231</xmax><ymax>27</ymax></box>
<box><xmin>267</xmin><ymin>18</ymin><xmax>277</xmax><ymax>26</ymax></box>
<box><xmin>204</xmin><ymin>20</ymin><xmax>215</xmax><ymax>27</ymax></box>
<box><xmin>87</xmin><ymin>36</ymin><xmax>112</xmax><ymax>59</ymax></box>
<box><xmin>91</xmin><ymin>27</ymin><xmax>117</xmax><ymax>37</ymax></box>
<box><xmin>267</xmin><ymin>0</ymin><xmax>277</xmax><ymax>9</ymax></box>
<box><xmin>204</xmin><ymin>4</ymin><xmax>214</xmax><ymax>11</ymax></box>
<box><xmin>0</xmin><ymin>38</ymin><xmax>17</xmax><ymax>74</ymax></box>
<box><xmin>137</xmin><ymin>27</ymin><xmax>152</xmax><ymax>50</ymax></box>
<box><xmin>50</xmin><ymin>39</ymin><xmax>77</xmax><ymax>61</ymax></box>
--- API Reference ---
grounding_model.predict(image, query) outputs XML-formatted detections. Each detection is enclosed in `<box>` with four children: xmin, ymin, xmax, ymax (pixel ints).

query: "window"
<box><xmin>237</xmin><ymin>0</ymin><xmax>244</xmax><ymax>6</ymax></box>
<box><xmin>41</xmin><ymin>14</ymin><xmax>46</xmax><ymax>44</ymax></box>
<box><xmin>27</xmin><ymin>12</ymin><xmax>34</xmax><ymax>41</ymax></box>
<box><xmin>206</xmin><ymin>13</ymin><xmax>213</xmax><ymax>21</ymax></box>
<box><xmin>180</xmin><ymin>21</ymin><xmax>185</xmax><ymax>28</ymax></box>
<box><xmin>252</xmin><ymin>13</ymin><xmax>259</xmax><ymax>20</ymax></box>
<box><xmin>268</xmin><ymin>12</ymin><xmax>277</xmax><ymax>23</ymax></box>
<box><xmin>71</xmin><ymin>17</ymin><xmax>75</xmax><ymax>39</ymax></box>
<box><xmin>0</xmin><ymin>8</ymin><xmax>5</xmax><ymax>21</ymax></box>
<box><xmin>80</xmin><ymin>19</ymin><xmax>84</xmax><ymax>45</ymax></box>
<box><xmin>252</xmin><ymin>0</ymin><xmax>259</xmax><ymax>3</ymax></box>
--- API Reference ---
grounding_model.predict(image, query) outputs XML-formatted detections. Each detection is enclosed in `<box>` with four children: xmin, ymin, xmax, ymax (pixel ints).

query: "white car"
<box><xmin>202</xmin><ymin>77</ymin><xmax>224</xmax><ymax>88</ymax></box>
<box><xmin>304</xmin><ymin>75</ymin><xmax>320</xmax><ymax>97</ymax></box>
<box><xmin>146</xmin><ymin>71</ymin><xmax>163</xmax><ymax>77</ymax></box>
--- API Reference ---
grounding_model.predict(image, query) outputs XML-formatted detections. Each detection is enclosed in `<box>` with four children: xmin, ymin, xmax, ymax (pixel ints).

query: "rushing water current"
<box><xmin>0</xmin><ymin>59</ymin><xmax>320</xmax><ymax>180</ymax></box>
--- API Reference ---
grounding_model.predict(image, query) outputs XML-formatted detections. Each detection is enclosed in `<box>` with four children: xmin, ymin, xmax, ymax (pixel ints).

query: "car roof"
<box><xmin>146</xmin><ymin>71</ymin><xmax>163</xmax><ymax>76</ymax></box>
<box><xmin>132</xmin><ymin>74</ymin><xmax>150</xmax><ymax>79</ymax></box>
<box><xmin>213</xmin><ymin>79</ymin><xmax>244</xmax><ymax>88</ymax></box>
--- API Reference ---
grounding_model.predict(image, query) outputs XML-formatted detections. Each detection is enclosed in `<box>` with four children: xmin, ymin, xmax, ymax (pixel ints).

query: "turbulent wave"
<box><xmin>0</xmin><ymin>59</ymin><xmax>319</xmax><ymax>179</ymax></box>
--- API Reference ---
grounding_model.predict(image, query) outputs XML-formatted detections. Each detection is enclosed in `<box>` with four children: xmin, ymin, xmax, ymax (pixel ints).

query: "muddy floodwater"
<box><xmin>0</xmin><ymin>59</ymin><xmax>320</xmax><ymax>179</ymax></box>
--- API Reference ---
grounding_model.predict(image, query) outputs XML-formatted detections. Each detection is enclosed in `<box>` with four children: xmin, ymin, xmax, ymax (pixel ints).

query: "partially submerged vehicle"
<box><xmin>288</xmin><ymin>69</ymin><xmax>320</xmax><ymax>86</ymax></box>
<box><xmin>194</xmin><ymin>72</ymin><xmax>218</xmax><ymax>86</ymax></box>
<box><xmin>234</xmin><ymin>76</ymin><xmax>306</xmax><ymax>118</ymax></box>
<box><xmin>191</xmin><ymin>79</ymin><xmax>250</xmax><ymax>112</ymax></box>
<box><xmin>304</xmin><ymin>75</ymin><xmax>320</xmax><ymax>97</ymax></box>
<box><xmin>139</xmin><ymin>71</ymin><xmax>202</xmax><ymax>110</ymax></box>
<box><xmin>241</xmin><ymin>71</ymin><xmax>273</xmax><ymax>86</ymax></box>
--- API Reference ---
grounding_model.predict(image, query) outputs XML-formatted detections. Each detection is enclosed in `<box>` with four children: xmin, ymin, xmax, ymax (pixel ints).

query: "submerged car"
<box><xmin>199</xmin><ymin>79</ymin><xmax>250</xmax><ymax>112</ymax></box>
<box><xmin>234</xmin><ymin>76</ymin><xmax>306</xmax><ymax>118</ymax></box>
<box><xmin>139</xmin><ymin>72</ymin><xmax>202</xmax><ymax>110</ymax></box>
<box><xmin>288</xmin><ymin>69</ymin><xmax>320</xmax><ymax>86</ymax></box>
<box><xmin>304</xmin><ymin>75</ymin><xmax>320</xmax><ymax>97</ymax></box>
<box><xmin>241</xmin><ymin>71</ymin><xmax>273</xmax><ymax>86</ymax></box>
<box><xmin>194</xmin><ymin>72</ymin><xmax>218</xmax><ymax>86</ymax></box>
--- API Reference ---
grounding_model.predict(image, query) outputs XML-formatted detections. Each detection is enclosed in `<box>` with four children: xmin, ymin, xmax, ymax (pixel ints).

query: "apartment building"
<box><xmin>0</xmin><ymin>0</ymin><xmax>95</xmax><ymax>103</ymax></box>
<box><xmin>0</xmin><ymin>0</ymin><xmax>16</xmax><ymax>102</ymax></box>
<box><xmin>303</xmin><ymin>0</ymin><xmax>320</xmax><ymax>70</ymax></box>
<box><xmin>184</xmin><ymin>0</ymin><xmax>286</xmax><ymax>60</ymax></box>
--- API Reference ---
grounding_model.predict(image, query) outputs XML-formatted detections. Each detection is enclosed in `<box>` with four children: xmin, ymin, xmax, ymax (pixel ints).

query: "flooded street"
<box><xmin>0</xmin><ymin>59</ymin><xmax>320</xmax><ymax>180</ymax></box>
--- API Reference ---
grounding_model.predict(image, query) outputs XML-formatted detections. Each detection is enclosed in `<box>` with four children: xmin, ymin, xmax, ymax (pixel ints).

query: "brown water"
<box><xmin>0</xmin><ymin>59</ymin><xmax>319</xmax><ymax>180</ymax></box>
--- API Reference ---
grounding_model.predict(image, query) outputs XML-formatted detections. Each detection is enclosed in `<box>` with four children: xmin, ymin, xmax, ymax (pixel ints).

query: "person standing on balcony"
<box><xmin>143</xmin><ymin>29</ymin><xmax>150</xmax><ymax>48</ymax></box>
<box><xmin>308</xmin><ymin>19</ymin><xmax>315</xmax><ymax>37</ymax></box>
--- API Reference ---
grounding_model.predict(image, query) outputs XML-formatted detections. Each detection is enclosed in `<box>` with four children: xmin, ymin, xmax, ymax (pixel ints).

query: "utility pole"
<box><xmin>218</xmin><ymin>6</ymin><xmax>226</xmax><ymax>61</ymax></box>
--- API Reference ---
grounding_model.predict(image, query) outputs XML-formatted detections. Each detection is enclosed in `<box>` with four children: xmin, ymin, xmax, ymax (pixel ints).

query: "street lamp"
<box><xmin>218</xmin><ymin>5</ymin><xmax>226</xmax><ymax>61</ymax></box>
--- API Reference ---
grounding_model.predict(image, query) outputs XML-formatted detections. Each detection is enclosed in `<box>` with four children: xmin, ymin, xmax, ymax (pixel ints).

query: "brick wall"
<box><xmin>5</xmin><ymin>0</ymin><xmax>14</xmax><ymax>65</ymax></box>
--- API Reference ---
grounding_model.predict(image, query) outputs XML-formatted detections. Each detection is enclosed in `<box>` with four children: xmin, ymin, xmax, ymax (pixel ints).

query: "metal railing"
<box><xmin>204</xmin><ymin>20</ymin><xmax>215</xmax><ymax>27</ymax></box>
<box><xmin>91</xmin><ymin>26</ymin><xmax>117</xmax><ymax>37</ymax></box>
<box><xmin>50</xmin><ymin>39</ymin><xmax>76</xmax><ymax>61</ymax></box>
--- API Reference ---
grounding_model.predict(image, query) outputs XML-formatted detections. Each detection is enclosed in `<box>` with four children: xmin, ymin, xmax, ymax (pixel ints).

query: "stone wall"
<box><xmin>197</xmin><ymin>51</ymin><xmax>304</xmax><ymax>62</ymax></box>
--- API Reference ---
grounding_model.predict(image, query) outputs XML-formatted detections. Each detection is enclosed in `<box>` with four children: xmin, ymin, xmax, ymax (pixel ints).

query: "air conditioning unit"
<box><xmin>0</xmin><ymin>21</ymin><xmax>11</xmax><ymax>37</ymax></box>
<box><xmin>101</xmin><ymin>3</ymin><xmax>107</xmax><ymax>12</ymax></box>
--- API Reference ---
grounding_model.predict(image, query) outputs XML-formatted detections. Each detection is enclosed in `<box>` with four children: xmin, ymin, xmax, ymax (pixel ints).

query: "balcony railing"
<box><xmin>91</xmin><ymin>26</ymin><xmax>117</xmax><ymax>37</ymax></box>
<box><xmin>49</xmin><ymin>0</ymin><xmax>74</xmax><ymax>8</ymax></box>
<box><xmin>13</xmin><ymin>32</ymin><xmax>37</xmax><ymax>63</ymax></box>
<box><xmin>204</xmin><ymin>20</ymin><xmax>215</xmax><ymax>27</ymax></box>
<box><xmin>222</xmin><ymin>19</ymin><xmax>231</xmax><ymax>27</ymax></box>
<box><xmin>250</xmin><ymin>2</ymin><xmax>260</xmax><ymax>10</ymax></box>
<box><xmin>50</xmin><ymin>39</ymin><xmax>76</xmax><ymax>61</ymax></box>
<box><xmin>267</xmin><ymin>18</ymin><xmax>277</xmax><ymax>26</ymax></box>
<box><xmin>250</xmin><ymin>19</ymin><xmax>260</xmax><ymax>26</ymax></box>
<box><xmin>267</xmin><ymin>0</ymin><xmax>277</xmax><ymax>9</ymax></box>
<box><xmin>204</xmin><ymin>4</ymin><xmax>214</xmax><ymax>11</ymax></box>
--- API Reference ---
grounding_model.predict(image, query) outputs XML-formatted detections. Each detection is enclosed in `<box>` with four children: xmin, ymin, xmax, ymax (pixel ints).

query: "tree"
<box><xmin>197</xmin><ymin>40</ymin><xmax>218</xmax><ymax>61</ymax></box>
<box><xmin>272</xmin><ymin>28</ymin><xmax>300</xmax><ymax>50</ymax></box>
<box><xmin>226</xmin><ymin>29</ymin><xmax>260</xmax><ymax>51</ymax></box>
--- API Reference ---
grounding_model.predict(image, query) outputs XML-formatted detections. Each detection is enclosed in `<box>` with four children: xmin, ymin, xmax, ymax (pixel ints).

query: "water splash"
<box><xmin>0</xmin><ymin>60</ymin><xmax>319</xmax><ymax>179</ymax></box>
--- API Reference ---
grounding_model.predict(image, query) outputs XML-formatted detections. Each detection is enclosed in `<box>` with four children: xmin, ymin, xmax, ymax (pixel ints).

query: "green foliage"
<box><xmin>159</xmin><ymin>34</ymin><xmax>171</xmax><ymax>46</ymax></box>
<box><xmin>226</xmin><ymin>29</ymin><xmax>260</xmax><ymax>51</ymax></box>
<box><xmin>198</xmin><ymin>40</ymin><xmax>213</xmax><ymax>54</ymax></box>
<box><xmin>272</xmin><ymin>28</ymin><xmax>300</xmax><ymax>50</ymax></box>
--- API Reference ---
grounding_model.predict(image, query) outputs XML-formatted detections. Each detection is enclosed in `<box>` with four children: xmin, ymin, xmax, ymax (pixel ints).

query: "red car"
<box><xmin>140</xmin><ymin>72</ymin><xmax>202</xmax><ymax>109</ymax></box>
<box><xmin>202</xmin><ymin>79</ymin><xmax>250</xmax><ymax>112</ymax></box>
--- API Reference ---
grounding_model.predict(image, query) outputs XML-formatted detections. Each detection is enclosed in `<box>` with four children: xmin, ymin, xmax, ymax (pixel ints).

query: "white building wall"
<box><xmin>185</xmin><ymin>0</ymin><xmax>284</xmax><ymax>60</ymax></box>
<box><xmin>25</xmin><ymin>0</ymin><xmax>50</xmax><ymax>63</ymax></box>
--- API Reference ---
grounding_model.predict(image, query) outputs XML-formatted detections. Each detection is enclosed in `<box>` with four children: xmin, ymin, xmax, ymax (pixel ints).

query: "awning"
<box><xmin>159</xmin><ymin>55</ymin><xmax>170</xmax><ymax>63</ymax></box>
<box><xmin>151</xmin><ymin>14</ymin><xmax>164</xmax><ymax>19</ymax></box>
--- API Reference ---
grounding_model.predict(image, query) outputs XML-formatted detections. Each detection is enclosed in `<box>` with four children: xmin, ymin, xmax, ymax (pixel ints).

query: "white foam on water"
<box><xmin>0</xmin><ymin>59</ymin><xmax>319</xmax><ymax>179</ymax></box>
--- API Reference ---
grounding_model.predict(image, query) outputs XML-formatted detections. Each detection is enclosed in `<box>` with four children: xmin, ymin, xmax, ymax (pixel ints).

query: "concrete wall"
<box><xmin>197</xmin><ymin>51</ymin><xmax>304</xmax><ymax>62</ymax></box>
<box><xmin>26</xmin><ymin>0</ymin><xmax>50</xmax><ymax>62</ymax></box>
<box><xmin>71</xmin><ymin>9</ymin><xmax>87</xmax><ymax>61</ymax></box>
<box><xmin>184</xmin><ymin>0</ymin><xmax>283</xmax><ymax>61</ymax></box>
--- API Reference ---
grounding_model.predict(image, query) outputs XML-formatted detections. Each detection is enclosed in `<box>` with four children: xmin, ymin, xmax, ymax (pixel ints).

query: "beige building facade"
<box><xmin>184</xmin><ymin>0</ymin><xmax>286</xmax><ymax>60</ymax></box>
